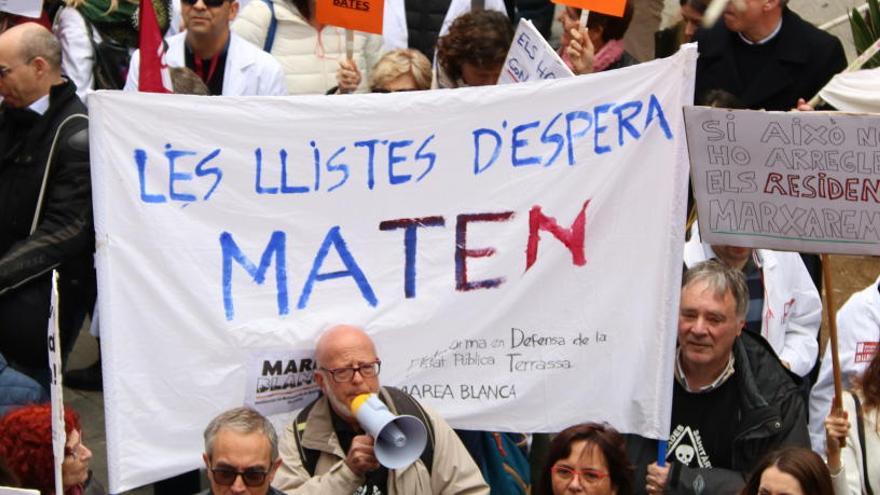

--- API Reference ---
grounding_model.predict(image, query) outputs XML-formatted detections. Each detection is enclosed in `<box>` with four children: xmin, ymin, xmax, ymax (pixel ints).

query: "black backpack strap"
<box><xmin>852</xmin><ymin>393</ymin><xmax>874</xmax><ymax>495</ymax></box>
<box><xmin>379</xmin><ymin>386</ymin><xmax>436</xmax><ymax>476</ymax></box>
<box><xmin>293</xmin><ymin>398</ymin><xmax>321</xmax><ymax>476</ymax></box>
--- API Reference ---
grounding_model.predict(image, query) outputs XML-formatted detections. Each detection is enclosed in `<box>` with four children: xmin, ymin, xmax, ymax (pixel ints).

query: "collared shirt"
<box><xmin>28</xmin><ymin>94</ymin><xmax>50</xmax><ymax>116</ymax></box>
<box><xmin>675</xmin><ymin>347</ymin><xmax>736</xmax><ymax>393</ymax></box>
<box><xmin>738</xmin><ymin>17</ymin><xmax>783</xmax><ymax>45</ymax></box>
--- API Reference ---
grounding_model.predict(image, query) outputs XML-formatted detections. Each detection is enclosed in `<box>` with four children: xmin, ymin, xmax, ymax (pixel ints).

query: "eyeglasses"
<box><xmin>320</xmin><ymin>360</ymin><xmax>381</xmax><ymax>383</ymax></box>
<box><xmin>210</xmin><ymin>466</ymin><xmax>270</xmax><ymax>486</ymax></box>
<box><xmin>552</xmin><ymin>465</ymin><xmax>610</xmax><ymax>484</ymax></box>
<box><xmin>181</xmin><ymin>0</ymin><xmax>228</xmax><ymax>8</ymax></box>
<box><xmin>0</xmin><ymin>57</ymin><xmax>34</xmax><ymax>79</ymax></box>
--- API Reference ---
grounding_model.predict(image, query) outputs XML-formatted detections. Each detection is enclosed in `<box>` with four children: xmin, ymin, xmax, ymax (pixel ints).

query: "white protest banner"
<box><xmin>0</xmin><ymin>489</ymin><xmax>40</xmax><ymax>494</ymax></box>
<box><xmin>91</xmin><ymin>45</ymin><xmax>695</xmax><ymax>491</ymax></box>
<box><xmin>46</xmin><ymin>271</ymin><xmax>64</xmax><ymax>495</ymax></box>
<box><xmin>685</xmin><ymin>107</ymin><xmax>880</xmax><ymax>255</ymax></box>
<box><xmin>498</xmin><ymin>18</ymin><xmax>574</xmax><ymax>84</ymax></box>
<box><xmin>0</xmin><ymin>0</ymin><xmax>41</xmax><ymax>18</ymax></box>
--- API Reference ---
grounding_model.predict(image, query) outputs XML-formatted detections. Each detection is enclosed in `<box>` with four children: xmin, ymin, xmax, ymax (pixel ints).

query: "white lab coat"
<box><xmin>382</xmin><ymin>0</ymin><xmax>508</xmax><ymax>52</ymax></box>
<box><xmin>124</xmin><ymin>31</ymin><xmax>287</xmax><ymax>95</ymax></box>
<box><xmin>809</xmin><ymin>275</ymin><xmax>880</xmax><ymax>454</ymax></box>
<box><xmin>683</xmin><ymin>228</ymin><xmax>822</xmax><ymax>378</ymax></box>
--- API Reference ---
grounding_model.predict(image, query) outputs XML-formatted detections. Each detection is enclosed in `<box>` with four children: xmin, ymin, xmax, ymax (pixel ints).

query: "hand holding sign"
<box><xmin>566</xmin><ymin>24</ymin><xmax>595</xmax><ymax>75</ymax></box>
<box><xmin>337</xmin><ymin>58</ymin><xmax>362</xmax><ymax>93</ymax></box>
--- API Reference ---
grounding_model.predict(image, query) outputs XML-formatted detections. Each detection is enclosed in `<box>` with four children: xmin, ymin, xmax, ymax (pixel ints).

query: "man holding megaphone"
<box><xmin>273</xmin><ymin>324</ymin><xmax>489</xmax><ymax>494</ymax></box>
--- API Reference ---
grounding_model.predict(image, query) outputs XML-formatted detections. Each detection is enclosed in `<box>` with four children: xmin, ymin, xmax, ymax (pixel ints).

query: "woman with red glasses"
<box><xmin>538</xmin><ymin>423</ymin><xmax>634</xmax><ymax>495</ymax></box>
<box><xmin>0</xmin><ymin>403</ymin><xmax>104</xmax><ymax>495</ymax></box>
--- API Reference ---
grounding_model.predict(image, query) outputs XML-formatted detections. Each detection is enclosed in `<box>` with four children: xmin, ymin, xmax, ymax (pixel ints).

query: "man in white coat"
<box><xmin>125</xmin><ymin>0</ymin><xmax>286</xmax><ymax>95</ymax></box>
<box><xmin>809</xmin><ymin>275</ymin><xmax>880</xmax><ymax>454</ymax></box>
<box><xmin>683</xmin><ymin>226</ymin><xmax>822</xmax><ymax>378</ymax></box>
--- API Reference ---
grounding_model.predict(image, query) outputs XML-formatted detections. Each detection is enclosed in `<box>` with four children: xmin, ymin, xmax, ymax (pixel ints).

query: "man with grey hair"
<box><xmin>0</xmin><ymin>23</ymin><xmax>95</xmax><ymax>391</ymax></box>
<box><xmin>627</xmin><ymin>260</ymin><xmax>809</xmax><ymax>494</ymax></box>
<box><xmin>201</xmin><ymin>407</ymin><xmax>284</xmax><ymax>495</ymax></box>
<box><xmin>694</xmin><ymin>0</ymin><xmax>845</xmax><ymax>111</ymax></box>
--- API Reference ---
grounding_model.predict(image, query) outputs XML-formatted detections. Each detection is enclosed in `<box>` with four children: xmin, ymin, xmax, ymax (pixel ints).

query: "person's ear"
<box><xmin>228</xmin><ymin>0</ymin><xmax>239</xmax><ymax>20</ymax></box>
<box><xmin>31</xmin><ymin>56</ymin><xmax>48</xmax><ymax>76</ymax></box>
<box><xmin>203</xmin><ymin>452</ymin><xmax>211</xmax><ymax>470</ymax></box>
<box><xmin>267</xmin><ymin>457</ymin><xmax>283</xmax><ymax>482</ymax></box>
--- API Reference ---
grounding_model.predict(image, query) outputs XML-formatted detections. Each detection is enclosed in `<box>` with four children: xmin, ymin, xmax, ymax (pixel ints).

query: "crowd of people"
<box><xmin>0</xmin><ymin>0</ymin><xmax>877</xmax><ymax>493</ymax></box>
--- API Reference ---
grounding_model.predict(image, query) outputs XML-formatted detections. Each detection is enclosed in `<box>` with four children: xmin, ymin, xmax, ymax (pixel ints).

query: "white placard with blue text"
<box><xmin>91</xmin><ymin>45</ymin><xmax>696</xmax><ymax>492</ymax></box>
<box><xmin>498</xmin><ymin>18</ymin><xmax>574</xmax><ymax>84</ymax></box>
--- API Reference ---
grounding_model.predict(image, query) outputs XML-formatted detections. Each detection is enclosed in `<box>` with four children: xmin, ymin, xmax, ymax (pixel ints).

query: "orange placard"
<box><xmin>315</xmin><ymin>0</ymin><xmax>384</xmax><ymax>35</ymax></box>
<box><xmin>550</xmin><ymin>0</ymin><xmax>626</xmax><ymax>17</ymax></box>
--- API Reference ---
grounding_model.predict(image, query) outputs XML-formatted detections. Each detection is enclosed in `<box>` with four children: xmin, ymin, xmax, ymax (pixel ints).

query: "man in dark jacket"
<box><xmin>694</xmin><ymin>0</ymin><xmax>846</xmax><ymax>111</ymax></box>
<box><xmin>0</xmin><ymin>23</ymin><xmax>95</xmax><ymax>390</ymax></box>
<box><xmin>628</xmin><ymin>260</ymin><xmax>809</xmax><ymax>495</ymax></box>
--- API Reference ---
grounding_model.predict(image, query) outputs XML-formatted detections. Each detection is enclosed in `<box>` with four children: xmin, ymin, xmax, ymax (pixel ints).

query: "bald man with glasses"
<box><xmin>273</xmin><ymin>324</ymin><xmax>488</xmax><ymax>494</ymax></box>
<box><xmin>124</xmin><ymin>0</ymin><xmax>285</xmax><ymax>95</ymax></box>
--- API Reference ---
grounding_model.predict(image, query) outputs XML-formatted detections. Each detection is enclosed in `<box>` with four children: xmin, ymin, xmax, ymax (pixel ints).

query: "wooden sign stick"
<box><xmin>821</xmin><ymin>253</ymin><xmax>846</xmax><ymax>447</ymax></box>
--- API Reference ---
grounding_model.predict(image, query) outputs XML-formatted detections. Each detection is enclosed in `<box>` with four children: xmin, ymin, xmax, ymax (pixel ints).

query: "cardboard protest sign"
<box><xmin>91</xmin><ymin>45</ymin><xmax>696</xmax><ymax>491</ymax></box>
<box><xmin>685</xmin><ymin>107</ymin><xmax>880</xmax><ymax>255</ymax></box>
<box><xmin>47</xmin><ymin>272</ymin><xmax>64</xmax><ymax>495</ymax></box>
<box><xmin>0</xmin><ymin>0</ymin><xmax>41</xmax><ymax>18</ymax></box>
<box><xmin>315</xmin><ymin>0</ymin><xmax>383</xmax><ymax>34</ymax></box>
<box><xmin>550</xmin><ymin>0</ymin><xmax>626</xmax><ymax>17</ymax></box>
<box><xmin>498</xmin><ymin>19</ymin><xmax>574</xmax><ymax>85</ymax></box>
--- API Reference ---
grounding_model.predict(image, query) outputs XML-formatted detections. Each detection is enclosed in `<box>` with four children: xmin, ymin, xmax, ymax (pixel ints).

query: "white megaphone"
<box><xmin>350</xmin><ymin>393</ymin><xmax>428</xmax><ymax>469</ymax></box>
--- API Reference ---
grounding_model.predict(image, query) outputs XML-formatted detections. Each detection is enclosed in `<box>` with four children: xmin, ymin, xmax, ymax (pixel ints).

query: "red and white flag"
<box><xmin>138</xmin><ymin>0</ymin><xmax>172</xmax><ymax>92</ymax></box>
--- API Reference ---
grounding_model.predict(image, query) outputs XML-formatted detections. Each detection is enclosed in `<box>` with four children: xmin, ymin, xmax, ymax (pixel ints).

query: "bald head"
<box><xmin>314</xmin><ymin>325</ymin><xmax>380</xmax><ymax>424</ymax></box>
<box><xmin>315</xmin><ymin>325</ymin><xmax>376</xmax><ymax>368</ymax></box>
<box><xmin>0</xmin><ymin>23</ymin><xmax>63</xmax><ymax>108</ymax></box>
<box><xmin>0</xmin><ymin>23</ymin><xmax>62</xmax><ymax>72</ymax></box>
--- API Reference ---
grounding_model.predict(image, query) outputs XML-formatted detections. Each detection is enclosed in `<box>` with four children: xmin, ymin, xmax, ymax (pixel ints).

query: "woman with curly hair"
<box><xmin>739</xmin><ymin>447</ymin><xmax>833</xmax><ymax>495</ymax></box>
<box><xmin>0</xmin><ymin>403</ymin><xmax>103</xmax><ymax>495</ymax></box>
<box><xmin>537</xmin><ymin>422</ymin><xmax>634</xmax><ymax>495</ymax></box>
<box><xmin>435</xmin><ymin>9</ymin><xmax>513</xmax><ymax>88</ymax></box>
<box><xmin>825</xmin><ymin>345</ymin><xmax>880</xmax><ymax>494</ymax></box>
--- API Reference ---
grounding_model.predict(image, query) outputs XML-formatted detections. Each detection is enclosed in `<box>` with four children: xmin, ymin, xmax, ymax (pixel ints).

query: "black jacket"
<box><xmin>626</xmin><ymin>332</ymin><xmax>810</xmax><ymax>494</ymax></box>
<box><xmin>404</xmin><ymin>0</ymin><xmax>452</xmax><ymax>62</ymax></box>
<box><xmin>694</xmin><ymin>7</ymin><xmax>846</xmax><ymax>110</ymax></box>
<box><xmin>0</xmin><ymin>79</ymin><xmax>95</xmax><ymax>369</ymax></box>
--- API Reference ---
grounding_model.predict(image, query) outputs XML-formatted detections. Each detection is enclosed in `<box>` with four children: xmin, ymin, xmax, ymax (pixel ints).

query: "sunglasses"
<box><xmin>210</xmin><ymin>466</ymin><xmax>269</xmax><ymax>486</ymax></box>
<box><xmin>181</xmin><ymin>0</ymin><xmax>228</xmax><ymax>7</ymax></box>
